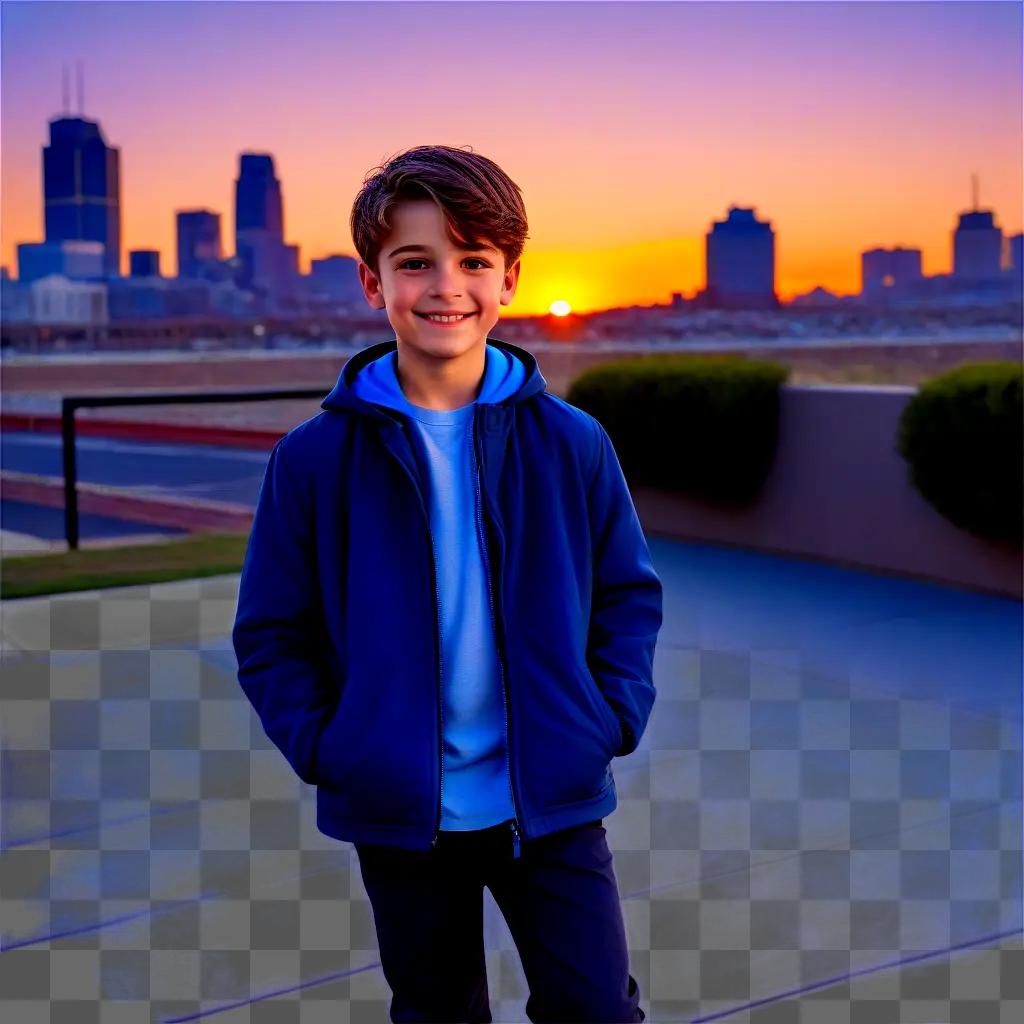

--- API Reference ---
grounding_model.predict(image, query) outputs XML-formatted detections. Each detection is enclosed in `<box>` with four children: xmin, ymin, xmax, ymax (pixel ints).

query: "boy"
<box><xmin>232</xmin><ymin>144</ymin><xmax>663</xmax><ymax>1023</ymax></box>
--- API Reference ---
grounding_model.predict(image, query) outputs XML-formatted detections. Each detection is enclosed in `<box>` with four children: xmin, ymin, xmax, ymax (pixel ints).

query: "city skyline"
<box><xmin>2</xmin><ymin>1</ymin><xmax>1021</xmax><ymax>315</ymax></box>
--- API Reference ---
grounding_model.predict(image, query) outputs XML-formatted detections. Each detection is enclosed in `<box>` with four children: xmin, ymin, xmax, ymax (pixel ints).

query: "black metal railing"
<box><xmin>60</xmin><ymin>388</ymin><xmax>326</xmax><ymax>549</ymax></box>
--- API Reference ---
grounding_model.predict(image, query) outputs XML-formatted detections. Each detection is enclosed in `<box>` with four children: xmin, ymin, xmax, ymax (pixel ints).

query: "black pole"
<box><xmin>52</xmin><ymin>384</ymin><xmax>328</xmax><ymax>550</ymax></box>
<box><xmin>61</xmin><ymin>398</ymin><xmax>79</xmax><ymax>550</ymax></box>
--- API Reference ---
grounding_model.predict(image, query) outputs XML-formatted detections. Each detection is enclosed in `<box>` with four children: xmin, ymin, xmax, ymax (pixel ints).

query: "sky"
<box><xmin>1</xmin><ymin>0</ymin><xmax>1021</xmax><ymax>315</ymax></box>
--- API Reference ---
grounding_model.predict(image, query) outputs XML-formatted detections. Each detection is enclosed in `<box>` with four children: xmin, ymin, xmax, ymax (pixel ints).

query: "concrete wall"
<box><xmin>631</xmin><ymin>384</ymin><xmax>1022</xmax><ymax>599</ymax></box>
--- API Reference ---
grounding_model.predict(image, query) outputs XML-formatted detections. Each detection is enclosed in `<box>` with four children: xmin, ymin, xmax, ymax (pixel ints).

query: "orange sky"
<box><xmin>3</xmin><ymin>1</ymin><xmax>1021</xmax><ymax>315</ymax></box>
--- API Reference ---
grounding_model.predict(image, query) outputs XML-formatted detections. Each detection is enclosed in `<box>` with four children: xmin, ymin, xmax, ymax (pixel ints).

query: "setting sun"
<box><xmin>549</xmin><ymin>300</ymin><xmax>572</xmax><ymax>317</ymax></box>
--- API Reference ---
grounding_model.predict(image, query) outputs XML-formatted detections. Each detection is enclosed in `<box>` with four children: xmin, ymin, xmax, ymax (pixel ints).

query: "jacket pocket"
<box><xmin>583</xmin><ymin>669</ymin><xmax>623</xmax><ymax>756</ymax></box>
<box><xmin>312</xmin><ymin>698</ymin><xmax>359</xmax><ymax>790</ymax></box>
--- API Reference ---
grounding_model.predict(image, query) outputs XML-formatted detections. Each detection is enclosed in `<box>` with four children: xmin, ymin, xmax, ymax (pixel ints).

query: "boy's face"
<box><xmin>357</xmin><ymin>198</ymin><xmax>520</xmax><ymax>363</ymax></box>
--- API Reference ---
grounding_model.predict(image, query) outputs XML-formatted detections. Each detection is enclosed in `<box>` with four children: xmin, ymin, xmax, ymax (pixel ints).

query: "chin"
<box><xmin>410</xmin><ymin>336</ymin><xmax>484</xmax><ymax>357</ymax></box>
<box><xmin>399</xmin><ymin>323</ymin><xmax>491</xmax><ymax>353</ymax></box>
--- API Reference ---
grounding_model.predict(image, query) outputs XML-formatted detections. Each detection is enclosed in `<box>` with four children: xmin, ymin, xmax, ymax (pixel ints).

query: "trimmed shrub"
<box><xmin>898</xmin><ymin>360</ymin><xmax>1023</xmax><ymax>544</ymax></box>
<box><xmin>566</xmin><ymin>353</ymin><xmax>790</xmax><ymax>506</ymax></box>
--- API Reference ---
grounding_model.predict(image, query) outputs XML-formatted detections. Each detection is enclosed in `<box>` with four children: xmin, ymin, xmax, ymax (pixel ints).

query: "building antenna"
<box><xmin>971</xmin><ymin>172</ymin><xmax>979</xmax><ymax>211</ymax></box>
<box><xmin>76</xmin><ymin>59</ymin><xmax>84</xmax><ymax>116</ymax></box>
<box><xmin>61</xmin><ymin>64</ymin><xmax>70</xmax><ymax>114</ymax></box>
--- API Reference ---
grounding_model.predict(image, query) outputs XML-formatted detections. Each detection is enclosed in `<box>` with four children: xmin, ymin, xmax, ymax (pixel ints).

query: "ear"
<box><xmin>500</xmin><ymin>259</ymin><xmax>520</xmax><ymax>307</ymax></box>
<box><xmin>357</xmin><ymin>259</ymin><xmax>386</xmax><ymax>309</ymax></box>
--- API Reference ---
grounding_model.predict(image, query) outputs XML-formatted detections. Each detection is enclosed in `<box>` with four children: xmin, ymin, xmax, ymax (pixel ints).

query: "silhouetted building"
<box><xmin>235</xmin><ymin>228</ymin><xmax>288</xmax><ymax>295</ymax></box>
<box><xmin>129</xmin><ymin>249</ymin><xmax>161</xmax><ymax>277</ymax></box>
<box><xmin>790</xmin><ymin>286</ymin><xmax>846</xmax><ymax>307</ymax></box>
<box><xmin>43</xmin><ymin>116</ymin><xmax>121</xmax><ymax>276</ymax></box>
<box><xmin>699</xmin><ymin>205</ymin><xmax>778</xmax><ymax>309</ymax></box>
<box><xmin>233</xmin><ymin>154</ymin><xmax>293</xmax><ymax>298</ymax></box>
<box><xmin>861</xmin><ymin>246</ymin><xmax>923</xmax><ymax>301</ymax></box>
<box><xmin>29</xmin><ymin>274</ymin><xmax>108</xmax><ymax>324</ymax></box>
<box><xmin>1009</xmin><ymin>232</ymin><xmax>1023</xmax><ymax>277</ymax></box>
<box><xmin>309</xmin><ymin>254</ymin><xmax>363</xmax><ymax>302</ymax></box>
<box><xmin>2</xmin><ymin>274</ymin><xmax>31</xmax><ymax>323</ymax></box>
<box><xmin>17</xmin><ymin>240</ymin><xmax>105</xmax><ymax>283</ymax></box>
<box><xmin>953</xmin><ymin>210</ymin><xmax>1003</xmax><ymax>281</ymax></box>
<box><xmin>235</xmin><ymin>154</ymin><xmax>283</xmax><ymax>243</ymax></box>
<box><xmin>107</xmin><ymin>277</ymin><xmax>212</xmax><ymax>320</ymax></box>
<box><xmin>176</xmin><ymin>210</ymin><xmax>223</xmax><ymax>279</ymax></box>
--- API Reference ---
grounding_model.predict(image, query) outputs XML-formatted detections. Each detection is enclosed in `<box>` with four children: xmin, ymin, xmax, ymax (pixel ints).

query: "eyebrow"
<box><xmin>387</xmin><ymin>242</ymin><xmax>497</xmax><ymax>258</ymax></box>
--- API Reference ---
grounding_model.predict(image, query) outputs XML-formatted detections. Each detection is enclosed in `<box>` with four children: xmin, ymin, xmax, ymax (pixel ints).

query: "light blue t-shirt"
<box><xmin>351</xmin><ymin>342</ymin><xmax>527</xmax><ymax>830</ymax></box>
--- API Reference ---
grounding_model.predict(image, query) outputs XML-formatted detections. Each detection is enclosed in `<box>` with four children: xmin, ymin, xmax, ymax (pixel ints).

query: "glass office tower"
<box><xmin>43</xmin><ymin>116</ymin><xmax>121</xmax><ymax>277</ymax></box>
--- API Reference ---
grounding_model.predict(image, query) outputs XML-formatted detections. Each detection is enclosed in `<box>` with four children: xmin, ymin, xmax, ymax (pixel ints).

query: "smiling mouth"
<box><xmin>415</xmin><ymin>312</ymin><xmax>476</xmax><ymax>322</ymax></box>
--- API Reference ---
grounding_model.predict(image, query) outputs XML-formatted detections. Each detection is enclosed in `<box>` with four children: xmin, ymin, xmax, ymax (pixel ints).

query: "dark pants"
<box><xmin>354</xmin><ymin>818</ymin><xmax>646</xmax><ymax>1023</ymax></box>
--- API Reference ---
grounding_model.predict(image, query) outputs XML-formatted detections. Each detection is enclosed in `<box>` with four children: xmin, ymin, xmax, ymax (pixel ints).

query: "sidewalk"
<box><xmin>0</xmin><ymin>527</ymin><xmax>201</xmax><ymax>559</ymax></box>
<box><xmin>0</xmin><ymin>528</ymin><xmax>62</xmax><ymax>555</ymax></box>
<box><xmin>1</xmin><ymin>540</ymin><xmax>1020</xmax><ymax>1022</ymax></box>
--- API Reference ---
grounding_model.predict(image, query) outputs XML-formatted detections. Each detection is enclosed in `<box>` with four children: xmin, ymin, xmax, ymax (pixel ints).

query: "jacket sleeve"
<box><xmin>231</xmin><ymin>436</ymin><xmax>336</xmax><ymax>785</ymax></box>
<box><xmin>585</xmin><ymin>420</ymin><xmax>664</xmax><ymax>757</ymax></box>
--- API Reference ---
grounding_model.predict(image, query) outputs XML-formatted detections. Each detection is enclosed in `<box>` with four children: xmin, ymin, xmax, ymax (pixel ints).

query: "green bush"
<box><xmin>898</xmin><ymin>360</ymin><xmax>1023</xmax><ymax>544</ymax></box>
<box><xmin>566</xmin><ymin>353</ymin><xmax>789</xmax><ymax>506</ymax></box>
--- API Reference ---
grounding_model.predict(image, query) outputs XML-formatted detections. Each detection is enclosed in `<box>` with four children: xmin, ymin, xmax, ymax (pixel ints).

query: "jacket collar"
<box><xmin>320</xmin><ymin>336</ymin><xmax>548</xmax><ymax>422</ymax></box>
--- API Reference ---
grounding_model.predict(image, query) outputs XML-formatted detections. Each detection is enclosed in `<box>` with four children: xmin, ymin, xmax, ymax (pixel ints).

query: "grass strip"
<box><xmin>1</xmin><ymin>531</ymin><xmax>249</xmax><ymax>600</ymax></box>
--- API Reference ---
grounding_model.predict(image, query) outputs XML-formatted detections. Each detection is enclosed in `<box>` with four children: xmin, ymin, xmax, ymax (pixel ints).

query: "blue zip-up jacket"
<box><xmin>348</xmin><ymin>342</ymin><xmax>524</xmax><ymax>835</ymax></box>
<box><xmin>231</xmin><ymin>337</ymin><xmax>663</xmax><ymax>854</ymax></box>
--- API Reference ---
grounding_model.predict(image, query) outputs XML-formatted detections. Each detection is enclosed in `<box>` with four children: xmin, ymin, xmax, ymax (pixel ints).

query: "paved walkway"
<box><xmin>0</xmin><ymin>528</ymin><xmax>59</xmax><ymax>554</ymax></box>
<box><xmin>2</xmin><ymin>536</ymin><xmax>1020</xmax><ymax>1022</ymax></box>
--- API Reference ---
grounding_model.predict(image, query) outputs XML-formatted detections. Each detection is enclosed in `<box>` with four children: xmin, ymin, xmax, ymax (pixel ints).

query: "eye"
<box><xmin>398</xmin><ymin>258</ymin><xmax>490</xmax><ymax>270</ymax></box>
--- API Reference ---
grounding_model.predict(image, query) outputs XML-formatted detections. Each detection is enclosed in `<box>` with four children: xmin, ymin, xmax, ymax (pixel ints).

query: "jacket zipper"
<box><xmin>473</xmin><ymin>413</ymin><xmax>522</xmax><ymax>859</ymax></box>
<box><xmin>430</xmin><ymin>530</ymin><xmax>444</xmax><ymax>853</ymax></box>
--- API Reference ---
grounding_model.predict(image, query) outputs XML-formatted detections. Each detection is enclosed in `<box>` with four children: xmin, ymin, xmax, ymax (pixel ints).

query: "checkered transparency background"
<box><xmin>1</xmin><ymin>575</ymin><xmax>1021</xmax><ymax>1023</ymax></box>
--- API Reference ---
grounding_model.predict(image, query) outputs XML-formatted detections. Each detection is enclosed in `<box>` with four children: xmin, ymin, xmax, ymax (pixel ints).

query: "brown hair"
<box><xmin>350</xmin><ymin>144</ymin><xmax>529</xmax><ymax>278</ymax></box>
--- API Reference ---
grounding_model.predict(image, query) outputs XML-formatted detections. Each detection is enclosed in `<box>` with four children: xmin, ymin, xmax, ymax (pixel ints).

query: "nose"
<box><xmin>430</xmin><ymin>261</ymin><xmax>463</xmax><ymax>298</ymax></box>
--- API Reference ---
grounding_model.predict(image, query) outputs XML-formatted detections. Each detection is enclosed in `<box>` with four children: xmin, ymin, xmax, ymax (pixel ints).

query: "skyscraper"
<box><xmin>235</xmin><ymin>153</ymin><xmax>283</xmax><ymax>242</ymax></box>
<box><xmin>233</xmin><ymin>154</ymin><xmax>290</xmax><ymax>297</ymax></box>
<box><xmin>176</xmin><ymin>210</ymin><xmax>223</xmax><ymax>279</ymax></box>
<box><xmin>952</xmin><ymin>176</ymin><xmax>1004</xmax><ymax>282</ymax></box>
<box><xmin>953</xmin><ymin>210</ymin><xmax>1004</xmax><ymax>281</ymax></box>
<box><xmin>43</xmin><ymin>115</ymin><xmax>121</xmax><ymax>276</ymax></box>
<box><xmin>702</xmin><ymin>206</ymin><xmax>777</xmax><ymax>309</ymax></box>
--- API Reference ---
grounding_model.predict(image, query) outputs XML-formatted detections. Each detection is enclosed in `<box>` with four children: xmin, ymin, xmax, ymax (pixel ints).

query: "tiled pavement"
<box><xmin>1</xmin><ymin>536</ymin><xmax>1021</xmax><ymax>1022</ymax></box>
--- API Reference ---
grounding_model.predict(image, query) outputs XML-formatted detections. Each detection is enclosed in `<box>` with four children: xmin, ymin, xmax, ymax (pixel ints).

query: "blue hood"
<box><xmin>321</xmin><ymin>336</ymin><xmax>547</xmax><ymax>420</ymax></box>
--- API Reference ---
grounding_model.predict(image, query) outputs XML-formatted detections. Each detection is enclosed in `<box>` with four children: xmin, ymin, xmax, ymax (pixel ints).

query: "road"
<box><xmin>1</xmin><ymin>431</ymin><xmax>269</xmax><ymax>544</ymax></box>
